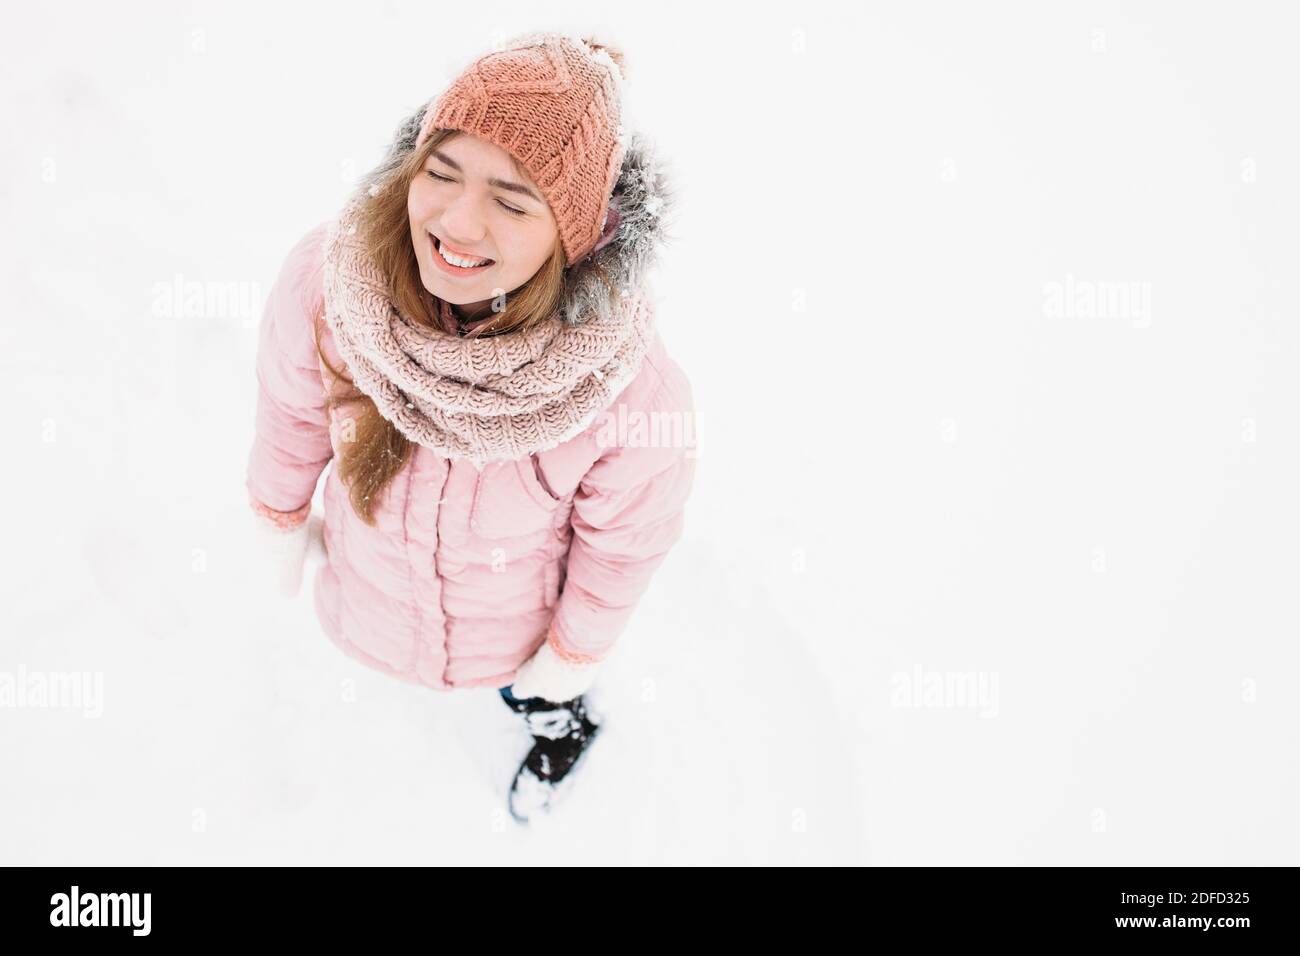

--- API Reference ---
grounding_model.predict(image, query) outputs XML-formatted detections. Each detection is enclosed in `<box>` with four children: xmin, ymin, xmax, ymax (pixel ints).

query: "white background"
<box><xmin>1</xmin><ymin>0</ymin><xmax>1296</xmax><ymax>864</ymax></box>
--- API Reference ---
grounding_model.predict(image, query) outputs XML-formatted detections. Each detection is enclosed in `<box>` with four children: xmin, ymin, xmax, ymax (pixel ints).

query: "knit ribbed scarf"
<box><xmin>319</xmin><ymin>197</ymin><xmax>655</xmax><ymax>471</ymax></box>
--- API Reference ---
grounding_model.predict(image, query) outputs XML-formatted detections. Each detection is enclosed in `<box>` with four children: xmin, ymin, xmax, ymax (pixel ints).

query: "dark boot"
<box><xmin>499</xmin><ymin>688</ymin><xmax>602</xmax><ymax>823</ymax></box>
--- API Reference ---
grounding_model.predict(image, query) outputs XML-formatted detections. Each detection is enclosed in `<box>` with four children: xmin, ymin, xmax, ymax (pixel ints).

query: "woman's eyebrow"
<box><xmin>430</xmin><ymin>150</ymin><xmax>542</xmax><ymax>203</ymax></box>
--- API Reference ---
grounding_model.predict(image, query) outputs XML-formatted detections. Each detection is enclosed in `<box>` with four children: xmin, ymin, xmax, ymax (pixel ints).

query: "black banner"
<box><xmin>0</xmin><ymin>866</ymin><xmax>1287</xmax><ymax>942</ymax></box>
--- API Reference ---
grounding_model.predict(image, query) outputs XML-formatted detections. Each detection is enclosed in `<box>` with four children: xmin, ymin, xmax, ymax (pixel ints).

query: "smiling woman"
<box><xmin>244</xmin><ymin>31</ymin><xmax>696</xmax><ymax>823</ymax></box>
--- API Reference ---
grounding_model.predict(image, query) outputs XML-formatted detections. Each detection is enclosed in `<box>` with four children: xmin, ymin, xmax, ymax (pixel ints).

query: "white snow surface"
<box><xmin>2</xmin><ymin>3</ymin><xmax>1298</xmax><ymax>864</ymax></box>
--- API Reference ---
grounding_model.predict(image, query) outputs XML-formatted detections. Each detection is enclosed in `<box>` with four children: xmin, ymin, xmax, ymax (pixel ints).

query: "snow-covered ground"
<box><xmin>2</xmin><ymin>2</ymin><xmax>1297</xmax><ymax>864</ymax></box>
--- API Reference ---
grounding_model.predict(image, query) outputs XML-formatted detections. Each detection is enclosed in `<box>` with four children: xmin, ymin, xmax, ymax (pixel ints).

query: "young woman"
<box><xmin>244</xmin><ymin>32</ymin><xmax>696</xmax><ymax>823</ymax></box>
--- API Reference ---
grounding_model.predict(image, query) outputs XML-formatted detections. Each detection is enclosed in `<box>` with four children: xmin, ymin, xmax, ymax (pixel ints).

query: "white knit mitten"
<box><xmin>510</xmin><ymin>629</ymin><xmax>603</xmax><ymax>703</ymax></box>
<box><xmin>249</xmin><ymin>506</ymin><xmax>314</xmax><ymax>598</ymax></box>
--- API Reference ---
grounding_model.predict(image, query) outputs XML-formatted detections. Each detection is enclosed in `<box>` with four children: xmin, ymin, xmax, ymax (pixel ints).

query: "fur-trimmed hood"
<box><xmin>354</xmin><ymin>101</ymin><xmax>678</xmax><ymax>328</ymax></box>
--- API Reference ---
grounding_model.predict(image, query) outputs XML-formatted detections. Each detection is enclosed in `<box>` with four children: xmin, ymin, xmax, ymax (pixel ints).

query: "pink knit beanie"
<box><xmin>415</xmin><ymin>31</ymin><xmax>628</xmax><ymax>268</ymax></box>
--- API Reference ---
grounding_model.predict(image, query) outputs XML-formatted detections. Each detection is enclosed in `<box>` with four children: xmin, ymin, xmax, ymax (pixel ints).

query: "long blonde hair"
<box><xmin>312</xmin><ymin>128</ymin><xmax>568</xmax><ymax>526</ymax></box>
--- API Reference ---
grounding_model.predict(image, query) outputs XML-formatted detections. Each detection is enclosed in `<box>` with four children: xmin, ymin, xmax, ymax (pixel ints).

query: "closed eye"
<box><xmin>426</xmin><ymin>170</ymin><xmax>528</xmax><ymax>217</ymax></box>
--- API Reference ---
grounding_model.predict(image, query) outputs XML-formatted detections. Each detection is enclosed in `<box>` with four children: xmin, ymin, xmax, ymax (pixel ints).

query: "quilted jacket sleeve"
<box><xmin>547</xmin><ymin>353</ymin><xmax>699</xmax><ymax>663</ymax></box>
<box><xmin>244</xmin><ymin>224</ymin><xmax>333</xmax><ymax>530</ymax></box>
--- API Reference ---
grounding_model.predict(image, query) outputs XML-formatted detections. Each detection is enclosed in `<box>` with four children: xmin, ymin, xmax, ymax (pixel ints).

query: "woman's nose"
<box><xmin>440</xmin><ymin>197</ymin><xmax>487</xmax><ymax>244</ymax></box>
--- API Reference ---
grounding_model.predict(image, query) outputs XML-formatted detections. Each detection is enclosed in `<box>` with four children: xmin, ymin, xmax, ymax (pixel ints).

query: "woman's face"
<box><xmin>408</xmin><ymin>132</ymin><xmax>560</xmax><ymax>316</ymax></box>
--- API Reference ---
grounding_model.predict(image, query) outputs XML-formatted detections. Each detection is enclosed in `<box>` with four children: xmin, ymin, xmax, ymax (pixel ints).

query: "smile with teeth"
<box><xmin>432</xmin><ymin>235</ymin><xmax>494</xmax><ymax>270</ymax></box>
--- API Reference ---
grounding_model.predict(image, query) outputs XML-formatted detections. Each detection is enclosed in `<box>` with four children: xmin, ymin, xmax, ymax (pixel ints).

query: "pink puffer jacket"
<box><xmin>244</xmin><ymin>217</ymin><xmax>697</xmax><ymax>692</ymax></box>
